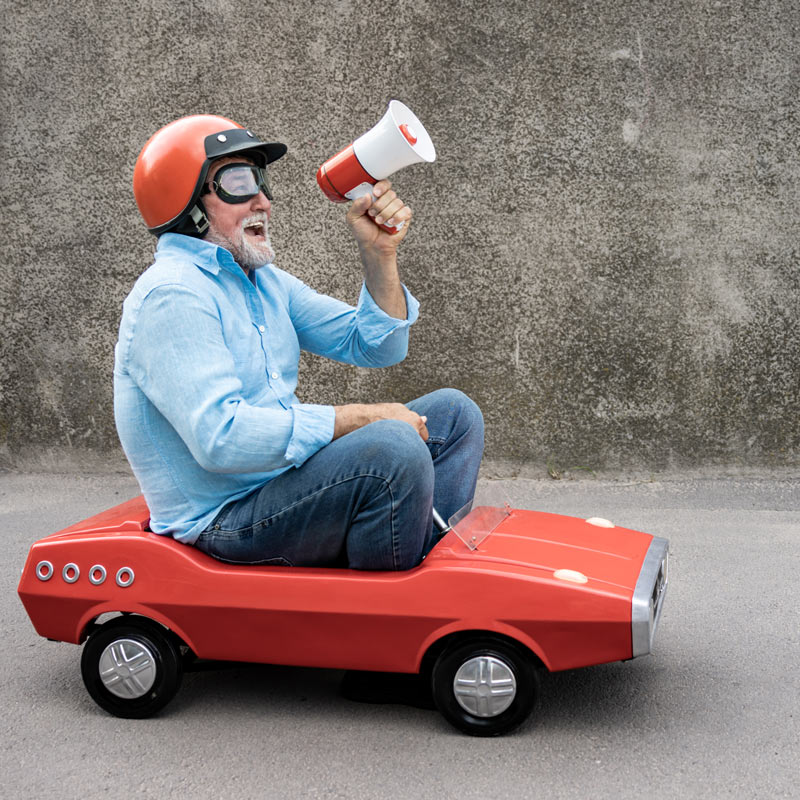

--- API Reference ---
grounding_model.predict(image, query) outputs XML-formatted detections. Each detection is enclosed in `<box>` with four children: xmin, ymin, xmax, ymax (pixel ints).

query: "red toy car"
<box><xmin>18</xmin><ymin>497</ymin><xmax>668</xmax><ymax>736</ymax></box>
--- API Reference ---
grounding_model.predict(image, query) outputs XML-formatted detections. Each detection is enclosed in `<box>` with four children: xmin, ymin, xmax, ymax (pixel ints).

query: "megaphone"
<box><xmin>316</xmin><ymin>100</ymin><xmax>436</xmax><ymax>234</ymax></box>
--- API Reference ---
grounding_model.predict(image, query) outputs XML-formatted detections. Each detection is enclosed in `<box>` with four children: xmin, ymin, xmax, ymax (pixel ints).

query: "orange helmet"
<box><xmin>133</xmin><ymin>114</ymin><xmax>287</xmax><ymax>236</ymax></box>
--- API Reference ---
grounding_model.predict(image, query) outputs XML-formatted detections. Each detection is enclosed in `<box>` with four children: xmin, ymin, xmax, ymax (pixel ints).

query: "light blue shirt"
<box><xmin>114</xmin><ymin>233</ymin><xmax>419</xmax><ymax>544</ymax></box>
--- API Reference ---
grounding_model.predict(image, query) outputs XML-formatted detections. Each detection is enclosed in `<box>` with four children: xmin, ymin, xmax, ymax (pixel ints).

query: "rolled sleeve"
<box><xmin>354</xmin><ymin>282</ymin><xmax>420</xmax><ymax>347</ymax></box>
<box><xmin>288</xmin><ymin>272</ymin><xmax>419</xmax><ymax>368</ymax></box>
<box><xmin>285</xmin><ymin>403</ymin><xmax>336</xmax><ymax>467</ymax></box>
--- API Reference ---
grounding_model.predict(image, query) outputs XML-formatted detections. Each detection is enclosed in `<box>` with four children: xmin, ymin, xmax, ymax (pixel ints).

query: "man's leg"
<box><xmin>405</xmin><ymin>388</ymin><xmax>484</xmax><ymax>532</ymax></box>
<box><xmin>195</xmin><ymin>419</ymin><xmax>434</xmax><ymax>570</ymax></box>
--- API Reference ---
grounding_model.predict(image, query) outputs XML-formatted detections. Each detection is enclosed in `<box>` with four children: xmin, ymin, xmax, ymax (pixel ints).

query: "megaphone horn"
<box><xmin>316</xmin><ymin>100</ymin><xmax>436</xmax><ymax>233</ymax></box>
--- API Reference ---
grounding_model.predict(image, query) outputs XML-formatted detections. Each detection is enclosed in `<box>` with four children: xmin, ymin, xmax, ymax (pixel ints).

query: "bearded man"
<box><xmin>114</xmin><ymin>114</ymin><xmax>483</xmax><ymax>570</ymax></box>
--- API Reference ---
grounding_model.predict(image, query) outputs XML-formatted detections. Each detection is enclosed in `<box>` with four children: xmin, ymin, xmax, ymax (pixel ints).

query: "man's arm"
<box><xmin>287</xmin><ymin>277</ymin><xmax>418</xmax><ymax>368</ymax></box>
<box><xmin>332</xmin><ymin>180</ymin><xmax>427</xmax><ymax>438</ymax></box>
<box><xmin>345</xmin><ymin>179</ymin><xmax>413</xmax><ymax>319</ymax></box>
<box><xmin>286</xmin><ymin>178</ymin><xmax>418</xmax><ymax>368</ymax></box>
<box><xmin>333</xmin><ymin>181</ymin><xmax>428</xmax><ymax>439</ymax></box>
<box><xmin>332</xmin><ymin>402</ymin><xmax>428</xmax><ymax>441</ymax></box>
<box><xmin>124</xmin><ymin>284</ymin><xmax>335</xmax><ymax>473</ymax></box>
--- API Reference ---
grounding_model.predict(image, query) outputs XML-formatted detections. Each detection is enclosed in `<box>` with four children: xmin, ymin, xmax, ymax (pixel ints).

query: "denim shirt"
<box><xmin>114</xmin><ymin>233</ymin><xmax>419</xmax><ymax>544</ymax></box>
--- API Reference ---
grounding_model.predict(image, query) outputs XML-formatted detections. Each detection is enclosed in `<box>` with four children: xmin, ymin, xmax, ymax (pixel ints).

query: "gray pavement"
<box><xmin>2</xmin><ymin>470</ymin><xmax>798</xmax><ymax>799</ymax></box>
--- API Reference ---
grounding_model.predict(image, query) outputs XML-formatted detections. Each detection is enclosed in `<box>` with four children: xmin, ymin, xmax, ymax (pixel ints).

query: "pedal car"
<box><xmin>18</xmin><ymin>497</ymin><xmax>668</xmax><ymax>736</ymax></box>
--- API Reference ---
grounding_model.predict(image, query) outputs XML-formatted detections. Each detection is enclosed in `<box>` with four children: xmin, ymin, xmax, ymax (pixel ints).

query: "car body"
<box><xmin>18</xmin><ymin>496</ymin><xmax>668</xmax><ymax>735</ymax></box>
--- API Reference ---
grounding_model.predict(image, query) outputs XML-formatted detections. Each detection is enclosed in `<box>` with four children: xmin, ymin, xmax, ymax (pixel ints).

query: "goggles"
<box><xmin>202</xmin><ymin>162</ymin><xmax>273</xmax><ymax>203</ymax></box>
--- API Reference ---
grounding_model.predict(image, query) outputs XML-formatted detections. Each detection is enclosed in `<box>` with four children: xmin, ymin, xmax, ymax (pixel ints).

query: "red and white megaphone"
<box><xmin>316</xmin><ymin>100</ymin><xmax>436</xmax><ymax>234</ymax></box>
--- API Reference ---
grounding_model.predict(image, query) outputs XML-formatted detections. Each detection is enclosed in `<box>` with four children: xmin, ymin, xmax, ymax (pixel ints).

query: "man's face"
<box><xmin>203</xmin><ymin>156</ymin><xmax>275</xmax><ymax>271</ymax></box>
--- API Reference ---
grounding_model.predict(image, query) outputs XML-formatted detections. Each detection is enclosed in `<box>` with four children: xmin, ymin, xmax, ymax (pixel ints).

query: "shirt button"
<box><xmin>271</xmin><ymin>372</ymin><xmax>279</xmax><ymax>380</ymax></box>
<box><xmin>259</xmin><ymin>325</ymin><xmax>265</xmax><ymax>332</ymax></box>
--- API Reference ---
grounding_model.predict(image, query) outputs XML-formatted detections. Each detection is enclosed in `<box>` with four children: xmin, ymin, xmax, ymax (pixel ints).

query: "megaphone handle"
<box><xmin>345</xmin><ymin>182</ymin><xmax>405</xmax><ymax>234</ymax></box>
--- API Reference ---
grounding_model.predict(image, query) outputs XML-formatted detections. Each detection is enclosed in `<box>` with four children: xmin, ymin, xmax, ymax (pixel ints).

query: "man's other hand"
<box><xmin>333</xmin><ymin>402</ymin><xmax>428</xmax><ymax>441</ymax></box>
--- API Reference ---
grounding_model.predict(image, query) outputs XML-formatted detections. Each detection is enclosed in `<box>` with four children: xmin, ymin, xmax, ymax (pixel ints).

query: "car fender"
<box><xmin>74</xmin><ymin>603</ymin><xmax>197</xmax><ymax>652</ymax></box>
<box><xmin>415</xmin><ymin>618</ymin><xmax>553</xmax><ymax>673</ymax></box>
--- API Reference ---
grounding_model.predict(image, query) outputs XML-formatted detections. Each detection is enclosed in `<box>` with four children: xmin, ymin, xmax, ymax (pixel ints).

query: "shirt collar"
<box><xmin>156</xmin><ymin>233</ymin><xmax>241</xmax><ymax>275</ymax></box>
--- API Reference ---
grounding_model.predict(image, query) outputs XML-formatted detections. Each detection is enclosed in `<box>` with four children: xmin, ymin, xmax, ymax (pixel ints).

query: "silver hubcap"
<box><xmin>453</xmin><ymin>655</ymin><xmax>517</xmax><ymax>717</ymax></box>
<box><xmin>98</xmin><ymin>638</ymin><xmax>157</xmax><ymax>699</ymax></box>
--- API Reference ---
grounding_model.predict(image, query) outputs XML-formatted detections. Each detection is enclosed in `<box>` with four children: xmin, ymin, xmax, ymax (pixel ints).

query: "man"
<box><xmin>115</xmin><ymin>114</ymin><xmax>483</xmax><ymax>570</ymax></box>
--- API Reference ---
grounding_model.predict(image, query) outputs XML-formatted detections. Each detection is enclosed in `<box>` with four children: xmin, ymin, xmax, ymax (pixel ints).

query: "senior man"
<box><xmin>115</xmin><ymin>114</ymin><xmax>483</xmax><ymax>570</ymax></box>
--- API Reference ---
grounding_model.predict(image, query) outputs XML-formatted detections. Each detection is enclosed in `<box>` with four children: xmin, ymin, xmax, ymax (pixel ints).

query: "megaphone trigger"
<box><xmin>344</xmin><ymin>183</ymin><xmax>375</xmax><ymax>202</ymax></box>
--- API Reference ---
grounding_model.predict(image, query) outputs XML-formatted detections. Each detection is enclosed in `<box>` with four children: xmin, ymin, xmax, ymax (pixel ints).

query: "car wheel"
<box><xmin>431</xmin><ymin>638</ymin><xmax>539</xmax><ymax>736</ymax></box>
<box><xmin>81</xmin><ymin>616</ymin><xmax>183</xmax><ymax>718</ymax></box>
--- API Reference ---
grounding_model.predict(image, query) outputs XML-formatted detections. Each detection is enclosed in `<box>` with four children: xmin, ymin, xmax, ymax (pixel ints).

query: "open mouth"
<box><xmin>244</xmin><ymin>220</ymin><xmax>265</xmax><ymax>239</ymax></box>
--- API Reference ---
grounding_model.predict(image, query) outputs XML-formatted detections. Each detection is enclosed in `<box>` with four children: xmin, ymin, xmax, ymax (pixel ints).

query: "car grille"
<box><xmin>631</xmin><ymin>536</ymin><xmax>670</xmax><ymax>658</ymax></box>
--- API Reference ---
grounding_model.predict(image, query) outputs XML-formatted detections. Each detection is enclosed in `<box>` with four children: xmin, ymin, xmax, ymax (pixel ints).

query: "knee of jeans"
<box><xmin>362</xmin><ymin>419</ymin><xmax>434</xmax><ymax>483</ymax></box>
<box><xmin>436</xmin><ymin>388</ymin><xmax>484</xmax><ymax>438</ymax></box>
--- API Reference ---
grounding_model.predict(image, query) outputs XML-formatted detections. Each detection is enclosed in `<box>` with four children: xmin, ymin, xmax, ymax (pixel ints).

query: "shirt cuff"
<box><xmin>285</xmin><ymin>404</ymin><xmax>336</xmax><ymax>467</ymax></box>
<box><xmin>354</xmin><ymin>282</ymin><xmax>420</xmax><ymax>347</ymax></box>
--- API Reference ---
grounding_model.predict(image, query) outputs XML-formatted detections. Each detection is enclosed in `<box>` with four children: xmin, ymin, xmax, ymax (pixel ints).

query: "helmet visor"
<box><xmin>206</xmin><ymin>163</ymin><xmax>273</xmax><ymax>203</ymax></box>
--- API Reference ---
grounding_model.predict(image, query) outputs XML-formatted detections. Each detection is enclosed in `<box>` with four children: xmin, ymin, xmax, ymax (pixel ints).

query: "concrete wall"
<box><xmin>2</xmin><ymin>0</ymin><xmax>798</xmax><ymax>473</ymax></box>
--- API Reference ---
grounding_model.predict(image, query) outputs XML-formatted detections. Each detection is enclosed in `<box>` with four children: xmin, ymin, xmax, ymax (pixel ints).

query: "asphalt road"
<box><xmin>2</xmin><ymin>471</ymin><xmax>798</xmax><ymax>799</ymax></box>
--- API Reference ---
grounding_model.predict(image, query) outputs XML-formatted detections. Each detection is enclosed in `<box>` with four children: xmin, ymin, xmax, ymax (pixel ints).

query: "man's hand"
<box><xmin>333</xmin><ymin>402</ymin><xmax>428</xmax><ymax>441</ymax></box>
<box><xmin>346</xmin><ymin>179</ymin><xmax>413</xmax><ymax>255</ymax></box>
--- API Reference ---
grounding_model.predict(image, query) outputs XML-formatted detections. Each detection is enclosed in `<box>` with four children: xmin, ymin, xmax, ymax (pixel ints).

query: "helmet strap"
<box><xmin>189</xmin><ymin>204</ymin><xmax>209</xmax><ymax>236</ymax></box>
<box><xmin>173</xmin><ymin>200</ymin><xmax>210</xmax><ymax>238</ymax></box>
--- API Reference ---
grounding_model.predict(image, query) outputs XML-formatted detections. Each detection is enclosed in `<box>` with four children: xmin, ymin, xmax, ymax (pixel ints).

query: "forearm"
<box><xmin>359</xmin><ymin>248</ymin><xmax>408</xmax><ymax>320</ymax></box>
<box><xmin>176</xmin><ymin>399</ymin><xmax>335</xmax><ymax>474</ymax></box>
<box><xmin>333</xmin><ymin>402</ymin><xmax>428</xmax><ymax>441</ymax></box>
<box><xmin>346</xmin><ymin>179</ymin><xmax>413</xmax><ymax>320</ymax></box>
<box><xmin>333</xmin><ymin>403</ymin><xmax>373</xmax><ymax>439</ymax></box>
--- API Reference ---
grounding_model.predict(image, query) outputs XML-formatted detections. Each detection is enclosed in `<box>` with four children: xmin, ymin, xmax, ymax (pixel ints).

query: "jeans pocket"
<box><xmin>195</xmin><ymin>528</ymin><xmax>293</xmax><ymax>567</ymax></box>
<box><xmin>207</xmin><ymin>503</ymin><xmax>233</xmax><ymax>532</ymax></box>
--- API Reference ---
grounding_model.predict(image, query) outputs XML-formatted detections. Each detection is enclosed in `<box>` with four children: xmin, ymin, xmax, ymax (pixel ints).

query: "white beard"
<box><xmin>206</xmin><ymin>212</ymin><xmax>275</xmax><ymax>271</ymax></box>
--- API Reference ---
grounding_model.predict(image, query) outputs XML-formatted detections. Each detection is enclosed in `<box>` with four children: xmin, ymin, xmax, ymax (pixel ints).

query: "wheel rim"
<box><xmin>453</xmin><ymin>655</ymin><xmax>517</xmax><ymax>718</ymax></box>
<box><xmin>98</xmin><ymin>638</ymin><xmax>157</xmax><ymax>699</ymax></box>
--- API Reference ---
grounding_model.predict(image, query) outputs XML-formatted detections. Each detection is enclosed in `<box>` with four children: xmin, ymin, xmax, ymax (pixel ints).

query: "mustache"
<box><xmin>241</xmin><ymin>212</ymin><xmax>269</xmax><ymax>230</ymax></box>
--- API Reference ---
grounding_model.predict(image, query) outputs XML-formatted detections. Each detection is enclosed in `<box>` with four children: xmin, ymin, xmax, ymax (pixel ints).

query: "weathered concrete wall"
<box><xmin>1</xmin><ymin>0</ymin><xmax>798</xmax><ymax>473</ymax></box>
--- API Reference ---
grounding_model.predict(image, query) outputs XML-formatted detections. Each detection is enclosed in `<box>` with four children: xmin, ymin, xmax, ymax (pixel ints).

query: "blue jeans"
<box><xmin>194</xmin><ymin>389</ymin><xmax>484</xmax><ymax>570</ymax></box>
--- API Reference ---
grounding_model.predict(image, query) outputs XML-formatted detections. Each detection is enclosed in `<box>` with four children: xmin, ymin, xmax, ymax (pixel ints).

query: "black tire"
<box><xmin>81</xmin><ymin>616</ymin><xmax>182</xmax><ymax>718</ymax></box>
<box><xmin>431</xmin><ymin>637</ymin><xmax>539</xmax><ymax>736</ymax></box>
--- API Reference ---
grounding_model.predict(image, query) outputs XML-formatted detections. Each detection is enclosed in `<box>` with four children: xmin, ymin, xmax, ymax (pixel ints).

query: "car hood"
<box><xmin>431</xmin><ymin>507</ymin><xmax>654</xmax><ymax>591</ymax></box>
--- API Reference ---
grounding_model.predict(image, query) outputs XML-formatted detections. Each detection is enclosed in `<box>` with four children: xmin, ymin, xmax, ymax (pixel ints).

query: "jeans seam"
<box><xmin>210</xmin><ymin>473</ymin><xmax>400</xmax><ymax>568</ymax></box>
<box><xmin>196</xmin><ymin>531</ymin><xmax>294</xmax><ymax>566</ymax></box>
<box><xmin>273</xmin><ymin>473</ymin><xmax>399</xmax><ymax>570</ymax></box>
<box><xmin>427</xmin><ymin>436</ymin><xmax>446</xmax><ymax>461</ymax></box>
<box><xmin>211</xmin><ymin>555</ymin><xmax>294</xmax><ymax>567</ymax></box>
<box><xmin>209</xmin><ymin>473</ymin><xmax>391</xmax><ymax>534</ymax></box>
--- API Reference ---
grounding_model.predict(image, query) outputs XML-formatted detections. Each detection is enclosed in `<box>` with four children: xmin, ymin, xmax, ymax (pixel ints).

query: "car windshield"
<box><xmin>448</xmin><ymin>502</ymin><xmax>511</xmax><ymax>550</ymax></box>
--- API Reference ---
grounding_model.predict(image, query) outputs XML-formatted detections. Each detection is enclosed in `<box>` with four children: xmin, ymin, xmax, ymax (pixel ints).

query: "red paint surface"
<box><xmin>316</xmin><ymin>144</ymin><xmax>375</xmax><ymax>203</ymax></box>
<box><xmin>18</xmin><ymin>501</ymin><xmax>654</xmax><ymax>673</ymax></box>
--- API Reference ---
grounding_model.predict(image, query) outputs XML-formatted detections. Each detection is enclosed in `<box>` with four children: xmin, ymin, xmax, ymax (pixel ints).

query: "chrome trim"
<box><xmin>432</xmin><ymin>507</ymin><xmax>450</xmax><ymax>533</ymax></box>
<box><xmin>62</xmin><ymin>563</ymin><xmax>80</xmax><ymax>583</ymax></box>
<box><xmin>89</xmin><ymin>565</ymin><xmax>107</xmax><ymax>585</ymax></box>
<box><xmin>631</xmin><ymin>536</ymin><xmax>669</xmax><ymax>657</ymax></box>
<box><xmin>98</xmin><ymin>638</ymin><xmax>157</xmax><ymax>698</ymax></box>
<box><xmin>116</xmin><ymin>567</ymin><xmax>135</xmax><ymax>588</ymax></box>
<box><xmin>453</xmin><ymin>655</ymin><xmax>517</xmax><ymax>717</ymax></box>
<box><xmin>36</xmin><ymin>560</ymin><xmax>54</xmax><ymax>581</ymax></box>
